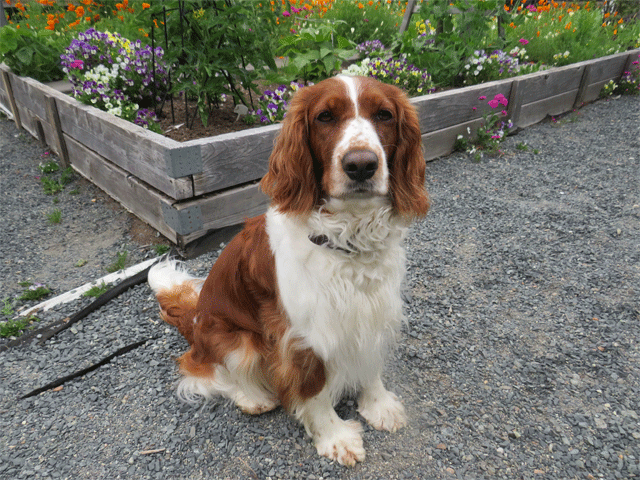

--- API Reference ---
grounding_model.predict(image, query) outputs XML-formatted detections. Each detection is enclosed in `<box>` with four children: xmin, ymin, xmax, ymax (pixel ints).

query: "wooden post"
<box><xmin>573</xmin><ymin>65</ymin><xmax>592</xmax><ymax>110</ymax></box>
<box><xmin>44</xmin><ymin>94</ymin><xmax>70</xmax><ymax>168</ymax></box>
<box><xmin>1</xmin><ymin>69</ymin><xmax>21</xmax><ymax>129</ymax></box>
<box><xmin>399</xmin><ymin>0</ymin><xmax>418</xmax><ymax>35</ymax></box>
<box><xmin>507</xmin><ymin>78</ymin><xmax>524</xmax><ymax>130</ymax></box>
<box><xmin>1</xmin><ymin>1</ymin><xmax>7</xmax><ymax>27</ymax></box>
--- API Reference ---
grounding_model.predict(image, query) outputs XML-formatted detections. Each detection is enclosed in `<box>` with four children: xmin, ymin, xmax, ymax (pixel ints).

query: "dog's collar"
<box><xmin>308</xmin><ymin>234</ymin><xmax>356</xmax><ymax>254</ymax></box>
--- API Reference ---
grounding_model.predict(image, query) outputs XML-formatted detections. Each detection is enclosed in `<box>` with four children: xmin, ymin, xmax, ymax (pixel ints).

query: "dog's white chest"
<box><xmin>266</xmin><ymin>207</ymin><xmax>407</xmax><ymax>389</ymax></box>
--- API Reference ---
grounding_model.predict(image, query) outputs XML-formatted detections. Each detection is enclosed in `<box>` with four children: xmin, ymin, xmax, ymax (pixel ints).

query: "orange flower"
<box><xmin>75</xmin><ymin>5</ymin><xmax>84</xmax><ymax>17</ymax></box>
<box><xmin>93</xmin><ymin>14</ymin><xmax>99</xmax><ymax>21</ymax></box>
<box><xmin>504</xmin><ymin>4</ymin><xmax>509</xmax><ymax>11</ymax></box>
<box><xmin>368</xmin><ymin>0</ymin><xmax>373</xmax><ymax>5</ymax></box>
<box><xmin>617</xmin><ymin>18</ymin><xmax>623</xmax><ymax>24</ymax></box>
<box><xmin>81</xmin><ymin>0</ymin><xmax>91</xmax><ymax>4</ymax></box>
<box><xmin>536</xmin><ymin>30</ymin><xmax>540</xmax><ymax>37</ymax></box>
<box><xmin>115</xmin><ymin>3</ymin><xmax>123</xmax><ymax>10</ymax></box>
<box><xmin>68</xmin><ymin>3</ymin><xmax>74</xmax><ymax>11</ymax></box>
<box><xmin>564</xmin><ymin>21</ymin><xmax>571</xmax><ymax>29</ymax></box>
<box><xmin>604</xmin><ymin>12</ymin><xmax>610</xmax><ymax>18</ymax></box>
<box><xmin>142</xmin><ymin>2</ymin><xmax>150</xmax><ymax>8</ymax></box>
<box><xmin>358</xmin><ymin>2</ymin><xmax>363</xmax><ymax>8</ymax></box>
<box><xmin>85</xmin><ymin>16</ymin><xmax>90</xmax><ymax>22</ymax></box>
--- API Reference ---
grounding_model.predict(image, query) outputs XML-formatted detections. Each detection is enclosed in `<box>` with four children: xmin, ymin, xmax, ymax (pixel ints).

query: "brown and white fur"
<box><xmin>148</xmin><ymin>75</ymin><xmax>429</xmax><ymax>466</ymax></box>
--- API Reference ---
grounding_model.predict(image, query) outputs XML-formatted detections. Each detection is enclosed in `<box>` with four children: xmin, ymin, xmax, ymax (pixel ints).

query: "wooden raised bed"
<box><xmin>1</xmin><ymin>48</ymin><xmax>638</xmax><ymax>256</ymax></box>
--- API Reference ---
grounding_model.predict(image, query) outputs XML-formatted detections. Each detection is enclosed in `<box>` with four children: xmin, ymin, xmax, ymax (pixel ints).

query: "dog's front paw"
<box><xmin>358</xmin><ymin>390</ymin><xmax>407</xmax><ymax>433</ymax></box>
<box><xmin>314</xmin><ymin>419</ymin><xmax>365</xmax><ymax>467</ymax></box>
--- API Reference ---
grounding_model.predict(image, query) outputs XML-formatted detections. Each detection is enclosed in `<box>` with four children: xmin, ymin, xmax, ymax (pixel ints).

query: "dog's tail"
<box><xmin>148</xmin><ymin>259</ymin><xmax>205</xmax><ymax>345</ymax></box>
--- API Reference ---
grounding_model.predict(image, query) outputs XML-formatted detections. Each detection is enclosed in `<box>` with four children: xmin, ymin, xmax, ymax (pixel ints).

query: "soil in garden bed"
<box><xmin>157</xmin><ymin>94</ymin><xmax>258</xmax><ymax>142</ymax></box>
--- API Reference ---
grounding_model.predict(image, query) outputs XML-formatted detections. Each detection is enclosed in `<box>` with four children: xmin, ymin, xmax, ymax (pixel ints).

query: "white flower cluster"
<box><xmin>341</xmin><ymin>58</ymin><xmax>372</xmax><ymax>76</ymax></box>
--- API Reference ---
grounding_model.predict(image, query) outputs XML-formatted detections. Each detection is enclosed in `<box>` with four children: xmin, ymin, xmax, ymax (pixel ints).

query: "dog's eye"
<box><xmin>317</xmin><ymin>111</ymin><xmax>333</xmax><ymax>123</ymax></box>
<box><xmin>375</xmin><ymin>109</ymin><xmax>393</xmax><ymax>122</ymax></box>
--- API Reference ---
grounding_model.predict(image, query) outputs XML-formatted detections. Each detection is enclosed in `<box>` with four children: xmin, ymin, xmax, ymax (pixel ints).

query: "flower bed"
<box><xmin>1</xmin><ymin>48</ymin><xmax>637</xmax><ymax>255</ymax></box>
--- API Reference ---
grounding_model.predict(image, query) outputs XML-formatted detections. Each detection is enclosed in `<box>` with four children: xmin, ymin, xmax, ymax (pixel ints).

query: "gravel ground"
<box><xmin>1</xmin><ymin>95</ymin><xmax>639</xmax><ymax>480</ymax></box>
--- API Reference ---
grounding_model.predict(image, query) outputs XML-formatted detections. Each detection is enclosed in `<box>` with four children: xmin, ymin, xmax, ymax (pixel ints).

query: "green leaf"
<box><xmin>15</xmin><ymin>46</ymin><xmax>35</xmax><ymax>66</ymax></box>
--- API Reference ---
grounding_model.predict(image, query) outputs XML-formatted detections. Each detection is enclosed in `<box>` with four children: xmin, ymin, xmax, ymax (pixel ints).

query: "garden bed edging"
<box><xmin>1</xmin><ymin>49</ymin><xmax>637</xmax><ymax>256</ymax></box>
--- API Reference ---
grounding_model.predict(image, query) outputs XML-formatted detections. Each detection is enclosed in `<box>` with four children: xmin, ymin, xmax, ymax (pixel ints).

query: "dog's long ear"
<box><xmin>388</xmin><ymin>89</ymin><xmax>430</xmax><ymax>218</ymax></box>
<box><xmin>261</xmin><ymin>88</ymin><xmax>319</xmax><ymax>215</ymax></box>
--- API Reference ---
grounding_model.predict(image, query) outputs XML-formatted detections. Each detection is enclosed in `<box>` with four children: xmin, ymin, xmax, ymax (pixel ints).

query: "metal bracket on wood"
<box><xmin>161</xmin><ymin>202</ymin><xmax>203</xmax><ymax>235</ymax></box>
<box><xmin>1</xmin><ymin>69</ymin><xmax>21</xmax><ymax>129</ymax></box>
<box><xmin>164</xmin><ymin>145</ymin><xmax>203</xmax><ymax>179</ymax></box>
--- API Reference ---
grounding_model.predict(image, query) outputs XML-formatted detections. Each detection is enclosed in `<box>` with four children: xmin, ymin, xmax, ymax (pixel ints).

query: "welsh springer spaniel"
<box><xmin>148</xmin><ymin>75</ymin><xmax>429</xmax><ymax>466</ymax></box>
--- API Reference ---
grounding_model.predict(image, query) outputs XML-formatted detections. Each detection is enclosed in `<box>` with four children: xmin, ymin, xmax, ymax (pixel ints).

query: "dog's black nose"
<box><xmin>342</xmin><ymin>150</ymin><xmax>378</xmax><ymax>182</ymax></box>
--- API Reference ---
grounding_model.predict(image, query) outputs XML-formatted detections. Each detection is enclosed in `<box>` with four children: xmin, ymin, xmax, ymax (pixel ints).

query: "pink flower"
<box><xmin>501</xmin><ymin>110</ymin><xmax>508</xmax><ymax>116</ymax></box>
<box><xmin>488</xmin><ymin>99</ymin><xmax>500</xmax><ymax>108</ymax></box>
<box><xmin>478</xmin><ymin>95</ymin><xmax>486</xmax><ymax>100</ymax></box>
<box><xmin>494</xmin><ymin>93</ymin><xmax>508</xmax><ymax>107</ymax></box>
<box><xmin>70</xmin><ymin>59</ymin><xmax>84</xmax><ymax>69</ymax></box>
<box><xmin>282</xmin><ymin>10</ymin><xmax>290</xmax><ymax>16</ymax></box>
<box><xmin>519</xmin><ymin>38</ymin><xmax>529</xmax><ymax>45</ymax></box>
<box><xmin>472</xmin><ymin>106</ymin><xmax>477</xmax><ymax>111</ymax></box>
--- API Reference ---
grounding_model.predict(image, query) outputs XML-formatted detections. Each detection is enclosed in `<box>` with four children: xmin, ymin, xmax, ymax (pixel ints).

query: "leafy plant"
<box><xmin>18</xmin><ymin>283</ymin><xmax>51</xmax><ymax>301</ymax></box>
<box><xmin>0</xmin><ymin>315</ymin><xmax>40</xmax><ymax>338</ymax></box>
<box><xmin>153</xmin><ymin>244</ymin><xmax>171</xmax><ymax>256</ymax></box>
<box><xmin>398</xmin><ymin>0</ymin><xmax>513</xmax><ymax>87</ymax></box>
<box><xmin>47</xmin><ymin>208</ymin><xmax>62</xmax><ymax>224</ymax></box>
<box><xmin>41</xmin><ymin>177</ymin><xmax>64</xmax><ymax>195</ymax></box>
<box><xmin>38</xmin><ymin>159</ymin><xmax>60</xmax><ymax>174</ymax></box>
<box><xmin>106</xmin><ymin>251</ymin><xmax>128</xmax><ymax>273</ymax></box>
<box><xmin>1</xmin><ymin>297</ymin><xmax>16</xmax><ymax>317</ymax></box>
<box><xmin>277</xmin><ymin>22</ymin><xmax>356</xmax><ymax>83</ymax></box>
<box><xmin>154</xmin><ymin>0</ymin><xmax>278</xmax><ymax>127</ymax></box>
<box><xmin>455</xmin><ymin>93</ymin><xmax>513</xmax><ymax>159</ymax></box>
<box><xmin>84</xmin><ymin>282</ymin><xmax>110</xmax><ymax>298</ymax></box>
<box><xmin>321</xmin><ymin>0</ymin><xmax>402</xmax><ymax>47</ymax></box>
<box><xmin>0</xmin><ymin>26</ymin><xmax>67</xmax><ymax>82</ymax></box>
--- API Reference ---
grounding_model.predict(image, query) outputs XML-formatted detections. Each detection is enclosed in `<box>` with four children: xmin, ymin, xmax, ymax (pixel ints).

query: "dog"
<box><xmin>148</xmin><ymin>75</ymin><xmax>429</xmax><ymax>466</ymax></box>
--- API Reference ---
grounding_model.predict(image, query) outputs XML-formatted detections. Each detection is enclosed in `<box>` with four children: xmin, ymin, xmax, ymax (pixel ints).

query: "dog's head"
<box><xmin>261</xmin><ymin>76</ymin><xmax>429</xmax><ymax>218</ymax></box>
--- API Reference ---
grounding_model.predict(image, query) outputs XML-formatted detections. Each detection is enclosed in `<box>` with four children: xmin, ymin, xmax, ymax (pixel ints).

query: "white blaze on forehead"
<box><xmin>330</xmin><ymin>75</ymin><xmax>389</xmax><ymax>197</ymax></box>
<box><xmin>337</xmin><ymin>75</ymin><xmax>360</xmax><ymax>116</ymax></box>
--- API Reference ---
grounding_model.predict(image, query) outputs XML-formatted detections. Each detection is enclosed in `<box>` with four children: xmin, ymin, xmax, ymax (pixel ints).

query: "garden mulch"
<box><xmin>0</xmin><ymin>94</ymin><xmax>639</xmax><ymax>480</ymax></box>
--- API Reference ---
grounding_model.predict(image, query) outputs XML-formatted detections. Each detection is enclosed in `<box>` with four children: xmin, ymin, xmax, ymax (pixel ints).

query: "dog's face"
<box><xmin>261</xmin><ymin>75</ymin><xmax>429</xmax><ymax>218</ymax></box>
<box><xmin>306</xmin><ymin>76</ymin><xmax>399</xmax><ymax>200</ymax></box>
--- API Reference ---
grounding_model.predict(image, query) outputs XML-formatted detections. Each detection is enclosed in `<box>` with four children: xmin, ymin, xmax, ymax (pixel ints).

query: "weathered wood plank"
<box><xmin>9</xmin><ymin>73</ymin><xmax>48</xmax><ymax>121</ymax></box>
<box><xmin>1</xmin><ymin>67</ymin><xmax>21</xmax><ymax>127</ymax></box>
<box><xmin>518</xmin><ymin>64</ymin><xmax>583</xmax><ymax>105</ymax></box>
<box><xmin>177</xmin><ymin>182</ymin><xmax>270</xmax><ymax>244</ymax></box>
<box><xmin>190</xmin><ymin>124</ymin><xmax>281</xmax><ymax>196</ymax></box>
<box><xmin>411</xmin><ymin>79</ymin><xmax>513</xmax><ymax>133</ymax></box>
<box><xmin>582</xmin><ymin>49</ymin><xmax>637</xmax><ymax>84</ymax></box>
<box><xmin>64</xmin><ymin>134</ymin><xmax>178</xmax><ymax>243</ymax></box>
<box><xmin>518</xmin><ymin>90</ymin><xmax>578</xmax><ymax>128</ymax></box>
<box><xmin>422</xmin><ymin>117</ymin><xmax>485</xmax><ymax>161</ymax></box>
<box><xmin>54</xmin><ymin>93</ymin><xmax>193</xmax><ymax>200</ymax></box>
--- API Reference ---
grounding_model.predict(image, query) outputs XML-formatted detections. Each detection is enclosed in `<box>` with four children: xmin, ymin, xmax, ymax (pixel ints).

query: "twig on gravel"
<box><xmin>139</xmin><ymin>448</ymin><xmax>166</xmax><ymax>455</ymax></box>
<box><xmin>238</xmin><ymin>456</ymin><xmax>260</xmax><ymax>480</ymax></box>
<box><xmin>19</xmin><ymin>339</ymin><xmax>150</xmax><ymax>400</ymax></box>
